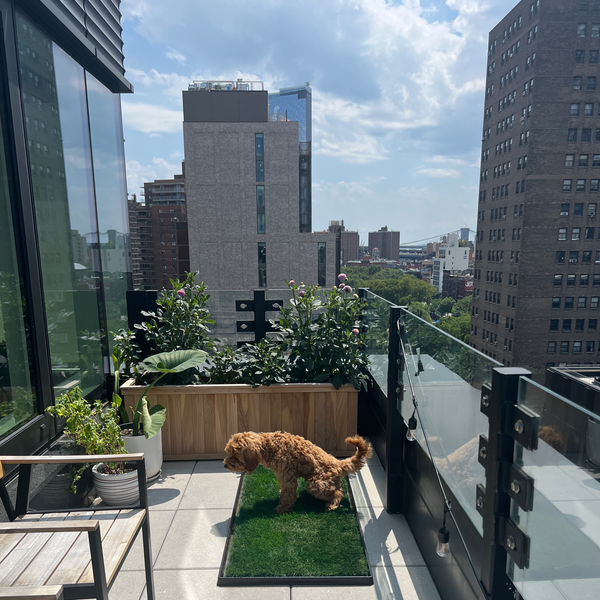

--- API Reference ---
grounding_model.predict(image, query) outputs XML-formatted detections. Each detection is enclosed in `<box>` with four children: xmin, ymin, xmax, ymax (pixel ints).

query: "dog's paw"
<box><xmin>275</xmin><ymin>504</ymin><xmax>293</xmax><ymax>514</ymax></box>
<box><xmin>325</xmin><ymin>504</ymin><xmax>340</xmax><ymax>511</ymax></box>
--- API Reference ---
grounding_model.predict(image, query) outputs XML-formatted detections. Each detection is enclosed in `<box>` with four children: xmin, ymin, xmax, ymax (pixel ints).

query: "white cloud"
<box><xmin>122</xmin><ymin>101</ymin><xmax>182</xmax><ymax>133</ymax></box>
<box><xmin>315</xmin><ymin>133</ymin><xmax>389</xmax><ymax>164</ymax></box>
<box><xmin>166</xmin><ymin>48</ymin><xmax>186</xmax><ymax>64</ymax></box>
<box><xmin>126</xmin><ymin>157</ymin><xmax>181</xmax><ymax>197</ymax></box>
<box><xmin>430</xmin><ymin>155</ymin><xmax>468</xmax><ymax>165</ymax></box>
<box><xmin>415</xmin><ymin>167</ymin><xmax>461</xmax><ymax>178</ymax></box>
<box><xmin>314</xmin><ymin>180</ymin><xmax>375</xmax><ymax>197</ymax></box>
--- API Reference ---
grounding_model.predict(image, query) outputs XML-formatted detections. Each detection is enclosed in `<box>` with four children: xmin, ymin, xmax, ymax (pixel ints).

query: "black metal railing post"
<box><xmin>478</xmin><ymin>367</ymin><xmax>538</xmax><ymax>599</ymax></box>
<box><xmin>236</xmin><ymin>290</ymin><xmax>283</xmax><ymax>346</ymax></box>
<box><xmin>385</xmin><ymin>305</ymin><xmax>405</xmax><ymax>513</ymax></box>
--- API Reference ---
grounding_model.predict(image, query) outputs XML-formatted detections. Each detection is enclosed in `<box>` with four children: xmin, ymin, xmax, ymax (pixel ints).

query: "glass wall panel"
<box><xmin>363</xmin><ymin>290</ymin><xmax>392</xmax><ymax>394</ymax></box>
<box><xmin>86</xmin><ymin>72</ymin><xmax>131</xmax><ymax>351</ymax></box>
<box><xmin>0</xmin><ymin>93</ymin><xmax>37</xmax><ymax>439</ymax></box>
<box><xmin>17</xmin><ymin>13</ymin><xmax>104</xmax><ymax>397</ymax></box>
<box><xmin>402</xmin><ymin>309</ymin><xmax>500</xmax><ymax>532</ymax></box>
<box><xmin>508</xmin><ymin>378</ymin><xmax>600</xmax><ymax>599</ymax></box>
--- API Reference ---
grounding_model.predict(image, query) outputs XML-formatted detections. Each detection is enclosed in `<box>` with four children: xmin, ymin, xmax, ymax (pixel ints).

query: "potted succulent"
<box><xmin>118</xmin><ymin>349</ymin><xmax>207</xmax><ymax>480</ymax></box>
<box><xmin>45</xmin><ymin>387</ymin><xmax>137</xmax><ymax>506</ymax></box>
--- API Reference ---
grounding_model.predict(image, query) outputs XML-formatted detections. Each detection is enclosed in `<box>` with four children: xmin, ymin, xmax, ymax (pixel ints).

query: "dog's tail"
<box><xmin>340</xmin><ymin>436</ymin><xmax>373</xmax><ymax>475</ymax></box>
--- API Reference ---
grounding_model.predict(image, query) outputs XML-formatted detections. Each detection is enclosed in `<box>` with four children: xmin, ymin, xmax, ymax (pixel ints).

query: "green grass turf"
<box><xmin>223</xmin><ymin>465</ymin><xmax>371</xmax><ymax>578</ymax></box>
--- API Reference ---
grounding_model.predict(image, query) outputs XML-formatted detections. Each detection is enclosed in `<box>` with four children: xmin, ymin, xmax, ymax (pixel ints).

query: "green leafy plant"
<box><xmin>275</xmin><ymin>279</ymin><xmax>369</xmax><ymax>391</ymax></box>
<box><xmin>46</xmin><ymin>387</ymin><xmax>127</xmax><ymax>488</ymax></box>
<box><xmin>131</xmin><ymin>349</ymin><xmax>207</xmax><ymax>437</ymax></box>
<box><xmin>112</xmin><ymin>329</ymin><xmax>141</xmax><ymax>380</ymax></box>
<box><xmin>209</xmin><ymin>339</ymin><xmax>289</xmax><ymax>386</ymax></box>
<box><xmin>135</xmin><ymin>272</ymin><xmax>216</xmax><ymax>354</ymax></box>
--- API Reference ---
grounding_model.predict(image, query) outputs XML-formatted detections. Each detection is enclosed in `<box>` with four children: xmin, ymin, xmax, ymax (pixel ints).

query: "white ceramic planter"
<box><xmin>587</xmin><ymin>417</ymin><xmax>600</xmax><ymax>467</ymax></box>
<box><xmin>122</xmin><ymin>429</ymin><xmax>163</xmax><ymax>480</ymax></box>
<box><xmin>92</xmin><ymin>463</ymin><xmax>139</xmax><ymax>506</ymax></box>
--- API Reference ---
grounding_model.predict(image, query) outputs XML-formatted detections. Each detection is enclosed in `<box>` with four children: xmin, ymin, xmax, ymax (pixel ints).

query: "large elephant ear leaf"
<box><xmin>141</xmin><ymin>398</ymin><xmax>166</xmax><ymax>439</ymax></box>
<box><xmin>142</xmin><ymin>349</ymin><xmax>208</xmax><ymax>374</ymax></box>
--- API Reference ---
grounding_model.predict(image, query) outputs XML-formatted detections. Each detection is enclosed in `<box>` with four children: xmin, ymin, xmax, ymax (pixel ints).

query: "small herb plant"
<box><xmin>46</xmin><ymin>387</ymin><xmax>127</xmax><ymax>487</ymax></box>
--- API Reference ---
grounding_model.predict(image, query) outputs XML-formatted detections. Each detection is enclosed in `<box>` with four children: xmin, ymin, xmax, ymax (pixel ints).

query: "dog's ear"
<box><xmin>241</xmin><ymin>445</ymin><xmax>260</xmax><ymax>474</ymax></box>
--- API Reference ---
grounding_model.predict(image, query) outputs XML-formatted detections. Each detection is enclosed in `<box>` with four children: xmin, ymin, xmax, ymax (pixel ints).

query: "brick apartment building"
<box><xmin>128</xmin><ymin>164</ymin><xmax>189</xmax><ymax>290</ymax></box>
<box><xmin>471</xmin><ymin>0</ymin><xmax>600</xmax><ymax>377</ymax></box>
<box><xmin>368</xmin><ymin>226</ymin><xmax>400</xmax><ymax>261</ymax></box>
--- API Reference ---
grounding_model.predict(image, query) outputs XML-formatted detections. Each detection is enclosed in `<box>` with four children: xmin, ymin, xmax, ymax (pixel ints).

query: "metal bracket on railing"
<box><xmin>235</xmin><ymin>290</ymin><xmax>282</xmax><ymax>346</ymax></box>
<box><xmin>480</xmin><ymin>384</ymin><xmax>492</xmax><ymax>417</ymax></box>
<box><xmin>503</xmin><ymin>404</ymin><xmax>540</xmax><ymax>451</ymax></box>
<box><xmin>499</xmin><ymin>516</ymin><xmax>530</xmax><ymax>569</ymax></box>
<box><xmin>478</xmin><ymin>434</ymin><xmax>489</xmax><ymax>469</ymax></box>
<box><xmin>500</xmin><ymin>461</ymin><xmax>535</xmax><ymax>512</ymax></box>
<box><xmin>476</xmin><ymin>483</ymin><xmax>486</xmax><ymax>517</ymax></box>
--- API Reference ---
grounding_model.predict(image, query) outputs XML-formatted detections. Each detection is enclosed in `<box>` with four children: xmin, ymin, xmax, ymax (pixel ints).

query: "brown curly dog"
<box><xmin>223</xmin><ymin>431</ymin><xmax>372</xmax><ymax>514</ymax></box>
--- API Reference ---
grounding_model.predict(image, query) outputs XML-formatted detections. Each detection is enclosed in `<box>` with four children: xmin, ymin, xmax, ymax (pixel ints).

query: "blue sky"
<box><xmin>120</xmin><ymin>0</ymin><xmax>512</xmax><ymax>245</ymax></box>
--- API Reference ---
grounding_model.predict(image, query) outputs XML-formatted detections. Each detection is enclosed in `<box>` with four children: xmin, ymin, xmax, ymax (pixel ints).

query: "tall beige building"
<box><xmin>182</xmin><ymin>81</ymin><xmax>337</xmax><ymax>292</ymax></box>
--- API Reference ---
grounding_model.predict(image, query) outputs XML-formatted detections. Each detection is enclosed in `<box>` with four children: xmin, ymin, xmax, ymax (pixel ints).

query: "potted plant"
<box><xmin>45</xmin><ymin>387</ymin><xmax>137</xmax><ymax>506</ymax></box>
<box><xmin>120</xmin><ymin>274</ymin><xmax>369</xmax><ymax>460</ymax></box>
<box><xmin>118</xmin><ymin>349</ymin><xmax>207</xmax><ymax>480</ymax></box>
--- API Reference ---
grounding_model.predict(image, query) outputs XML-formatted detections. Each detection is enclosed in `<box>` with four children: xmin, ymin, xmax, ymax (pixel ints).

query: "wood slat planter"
<box><xmin>120</xmin><ymin>381</ymin><xmax>358</xmax><ymax>461</ymax></box>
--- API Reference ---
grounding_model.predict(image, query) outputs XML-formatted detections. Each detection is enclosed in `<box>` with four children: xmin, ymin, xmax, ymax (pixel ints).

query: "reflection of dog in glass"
<box><xmin>224</xmin><ymin>431</ymin><xmax>372</xmax><ymax>514</ymax></box>
<box><xmin>538</xmin><ymin>425</ymin><xmax>564</xmax><ymax>452</ymax></box>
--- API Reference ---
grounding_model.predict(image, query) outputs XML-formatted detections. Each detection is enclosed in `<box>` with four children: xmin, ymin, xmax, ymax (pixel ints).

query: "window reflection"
<box><xmin>0</xmin><ymin>91</ymin><xmax>37</xmax><ymax>438</ymax></box>
<box><xmin>86</xmin><ymin>72</ymin><xmax>131</xmax><ymax>351</ymax></box>
<box><xmin>17</xmin><ymin>13</ymin><xmax>104</xmax><ymax>397</ymax></box>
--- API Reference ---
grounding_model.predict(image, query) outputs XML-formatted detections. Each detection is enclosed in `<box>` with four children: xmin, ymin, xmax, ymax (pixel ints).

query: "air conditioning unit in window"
<box><xmin>521</xmin><ymin>116</ymin><xmax>525</xmax><ymax>122</ymax></box>
<box><xmin>504</xmin><ymin>345</ymin><xmax>508</xmax><ymax>350</ymax></box>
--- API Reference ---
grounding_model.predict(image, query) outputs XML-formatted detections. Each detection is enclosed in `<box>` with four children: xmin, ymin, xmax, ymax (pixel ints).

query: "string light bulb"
<box><xmin>437</xmin><ymin>503</ymin><xmax>451</xmax><ymax>558</ymax></box>
<box><xmin>406</xmin><ymin>412</ymin><xmax>417</xmax><ymax>442</ymax></box>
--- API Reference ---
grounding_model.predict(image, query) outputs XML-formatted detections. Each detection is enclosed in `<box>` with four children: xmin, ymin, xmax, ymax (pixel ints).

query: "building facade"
<box><xmin>183</xmin><ymin>84</ymin><xmax>337</xmax><ymax>293</ymax></box>
<box><xmin>471</xmin><ymin>0</ymin><xmax>600</xmax><ymax>376</ymax></box>
<box><xmin>432</xmin><ymin>233</ymin><xmax>470</xmax><ymax>293</ymax></box>
<box><xmin>128</xmin><ymin>165</ymin><xmax>189</xmax><ymax>291</ymax></box>
<box><xmin>328</xmin><ymin>220</ymin><xmax>360</xmax><ymax>264</ymax></box>
<box><xmin>368</xmin><ymin>226</ymin><xmax>400</xmax><ymax>261</ymax></box>
<box><xmin>0</xmin><ymin>0</ymin><xmax>131</xmax><ymax>457</ymax></box>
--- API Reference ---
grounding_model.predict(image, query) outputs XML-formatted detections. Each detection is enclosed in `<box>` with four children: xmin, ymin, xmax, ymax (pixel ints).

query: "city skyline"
<box><xmin>119</xmin><ymin>0</ymin><xmax>515</xmax><ymax>244</ymax></box>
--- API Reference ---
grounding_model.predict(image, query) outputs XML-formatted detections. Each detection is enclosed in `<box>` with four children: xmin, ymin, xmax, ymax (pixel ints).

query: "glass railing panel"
<box><xmin>508</xmin><ymin>377</ymin><xmax>600</xmax><ymax>600</ymax></box>
<box><xmin>401</xmin><ymin>309</ymin><xmax>501</xmax><ymax>533</ymax></box>
<box><xmin>363</xmin><ymin>291</ymin><xmax>393</xmax><ymax>396</ymax></box>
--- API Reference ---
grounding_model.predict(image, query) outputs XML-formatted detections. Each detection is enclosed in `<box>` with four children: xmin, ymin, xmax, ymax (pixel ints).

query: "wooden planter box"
<box><xmin>121</xmin><ymin>381</ymin><xmax>359</xmax><ymax>460</ymax></box>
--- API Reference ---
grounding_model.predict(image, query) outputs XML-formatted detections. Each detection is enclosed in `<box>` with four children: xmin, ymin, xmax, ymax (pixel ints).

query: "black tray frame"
<box><xmin>217</xmin><ymin>471</ymin><xmax>374</xmax><ymax>587</ymax></box>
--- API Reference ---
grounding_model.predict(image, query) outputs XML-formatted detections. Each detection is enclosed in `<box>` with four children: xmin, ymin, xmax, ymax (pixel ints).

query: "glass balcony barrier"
<box><xmin>400</xmin><ymin>308</ymin><xmax>500</xmax><ymax>534</ymax></box>
<box><xmin>362</xmin><ymin>290</ymin><xmax>391</xmax><ymax>395</ymax></box>
<box><xmin>508</xmin><ymin>377</ymin><xmax>600</xmax><ymax>600</ymax></box>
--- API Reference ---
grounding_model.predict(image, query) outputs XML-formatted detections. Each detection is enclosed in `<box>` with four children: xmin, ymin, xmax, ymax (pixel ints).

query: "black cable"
<box><xmin>399</xmin><ymin>333</ymin><xmax>490</xmax><ymax>599</ymax></box>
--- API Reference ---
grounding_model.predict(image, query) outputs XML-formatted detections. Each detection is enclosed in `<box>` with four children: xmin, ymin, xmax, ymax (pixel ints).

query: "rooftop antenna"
<box><xmin>305</xmin><ymin>81</ymin><xmax>310</xmax><ymax>86</ymax></box>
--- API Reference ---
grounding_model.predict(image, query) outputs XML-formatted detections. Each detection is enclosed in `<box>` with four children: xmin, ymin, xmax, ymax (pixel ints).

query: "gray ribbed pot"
<box><xmin>92</xmin><ymin>463</ymin><xmax>139</xmax><ymax>506</ymax></box>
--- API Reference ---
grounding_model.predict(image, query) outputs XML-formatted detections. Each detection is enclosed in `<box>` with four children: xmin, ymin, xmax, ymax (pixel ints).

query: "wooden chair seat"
<box><xmin>0</xmin><ymin>509</ymin><xmax>145</xmax><ymax>588</ymax></box>
<box><xmin>0</xmin><ymin>454</ymin><xmax>154</xmax><ymax>600</ymax></box>
<box><xmin>0</xmin><ymin>585</ymin><xmax>64</xmax><ymax>599</ymax></box>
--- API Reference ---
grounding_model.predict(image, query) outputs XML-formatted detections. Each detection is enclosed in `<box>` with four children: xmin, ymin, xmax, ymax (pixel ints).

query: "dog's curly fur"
<box><xmin>224</xmin><ymin>431</ymin><xmax>372</xmax><ymax>514</ymax></box>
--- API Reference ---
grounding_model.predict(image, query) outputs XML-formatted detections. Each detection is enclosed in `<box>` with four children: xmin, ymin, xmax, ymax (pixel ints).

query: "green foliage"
<box><xmin>275</xmin><ymin>281</ymin><xmax>369</xmax><ymax>391</ymax></box>
<box><xmin>209</xmin><ymin>339</ymin><xmax>289</xmax><ymax>386</ymax></box>
<box><xmin>134</xmin><ymin>272</ymin><xmax>216</xmax><ymax>354</ymax></box>
<box><xmin>438</xmin><ymin>312</ymin><xmax>471</xmax><ymax>343</ymax></box>
<box><xmin>131</xmin><ymin>349</ymin><xmax>208</xmax><ymax>437</ymax></box>
<box><xmin>224</xmin><ymin>466</ymin><xmax>370</xmax><ymax>578</ymax></box>
<box><xmin>45</xmin><ymin>387</ymin><xmax>126</xmax><ymax>485</ymax></box>
<box><xmin>430</xmin><ymin>296</ymin><xmax>455</xmax><ymax>320</ymax></box>
<box><xmin>451</xmin><ymin>295</ymin><xmax>472</xmax><ymax>317</ymax></box>
<box><xmin>209</xmin><ymin>278</ymin><xmax>369</xmax><ymax>391</ymax></box>
<box><xmin>112</xmin><ymin>329</ymin><xmax>141</xmax><ymax>378</ymax></box>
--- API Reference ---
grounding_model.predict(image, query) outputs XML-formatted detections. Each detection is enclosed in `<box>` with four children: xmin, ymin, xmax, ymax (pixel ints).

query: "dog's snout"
<box><xmin>223</xmin><ymin>462</ymin><xmax>228</xmax><ymax>469</ymax></box>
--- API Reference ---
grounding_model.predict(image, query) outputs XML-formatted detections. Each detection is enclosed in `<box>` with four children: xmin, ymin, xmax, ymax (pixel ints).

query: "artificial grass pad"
<box><xmin>223</xmin><ymin>465</ymin><xmax>371</xmax><ymax>578</ymax></box>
